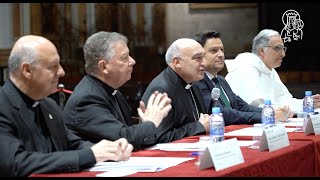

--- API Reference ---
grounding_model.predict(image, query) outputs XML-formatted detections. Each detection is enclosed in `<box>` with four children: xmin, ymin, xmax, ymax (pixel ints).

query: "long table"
<box><xmin>30</xmin><ymin>124</ymin><xmax>319</xmax><ymax>177</ymax></box>
<box><xmin>225</xmin><ymin>124</ymin><xmax>320</xmax><ymax>176</ymax></box>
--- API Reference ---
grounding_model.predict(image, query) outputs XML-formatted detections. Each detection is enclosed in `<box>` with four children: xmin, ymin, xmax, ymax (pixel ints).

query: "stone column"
<box><xmin>0</xmin><ymin>3</ymin><xmax>13</xmax><ymax>49</ymax></box>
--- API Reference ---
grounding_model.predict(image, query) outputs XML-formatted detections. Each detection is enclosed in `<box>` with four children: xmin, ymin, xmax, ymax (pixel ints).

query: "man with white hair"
<box><xmin>225</xmin><ymin>29</ymin><xmax>320</xmax><ymax>114</ymax></box>
<box><xmin>141</xmin><ymin>38</ymin><xmax>210</xmax><ymax>143</ymax></box>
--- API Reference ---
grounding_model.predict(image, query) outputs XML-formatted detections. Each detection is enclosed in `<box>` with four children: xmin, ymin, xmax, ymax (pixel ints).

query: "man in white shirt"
<box><xmin>225</xmin><ymin>29</ymin><xmax>320</xmax><ymax>114</ymax></box>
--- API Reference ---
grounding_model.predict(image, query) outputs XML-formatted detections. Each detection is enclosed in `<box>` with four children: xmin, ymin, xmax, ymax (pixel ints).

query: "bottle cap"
<box><xmin>211</xmin><ymin>107</ymin><xmax>220</xmax><ymax>114</ymax></box>
<box><xmin>305</xmin><ymin>91</ymin><xmax>312</xmax><ymax>96</ymax></box>
<box><xmin>264</xmin><ymin>99</ymin><xmax>271</xmax><ymax>105</ymax></box>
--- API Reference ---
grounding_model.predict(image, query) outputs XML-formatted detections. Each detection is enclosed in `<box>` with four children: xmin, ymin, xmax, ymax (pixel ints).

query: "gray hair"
<box><xmin>165</xmin><ymin>42</ymin><xmax>181</xmax><ymax>64</ymax></box>
<box><xmin>8</xmin><ymin>46</ymin><xmax>37</xmax><ymax>73</ymax></box>
<box><xmin>165</xmin><ymin>38</ymin><xmax>197</xmax><ymax>64</ymax></box>
<box><xmin>83</xmin><ymin>31</ymin><xmax>128</xmax><ymax>75</ymax></box>
<box><xmin>252</xmin><ymin>29</ymin><xmax>280</xmax><ymax>55</ymax></box>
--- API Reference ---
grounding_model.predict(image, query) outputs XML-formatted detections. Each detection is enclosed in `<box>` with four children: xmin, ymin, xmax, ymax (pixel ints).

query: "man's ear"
<box><xmin>21</xmin><ymin>62</ymin><xmax>32</xmax><ymax>79</ymax></box>
<box><xmin>258</xmin><ymin>47</ymin><xmax>265</xmax><ymax>57</ymax></box>
<box><xmin>98</xmin><ymin>60</ymin><xmax>108</xmax><ymax>74</ymax></box>
<box><xmin>173</xmin><ymin>57</ymin><xmax>182</xmax><ymax>69</ymax></box>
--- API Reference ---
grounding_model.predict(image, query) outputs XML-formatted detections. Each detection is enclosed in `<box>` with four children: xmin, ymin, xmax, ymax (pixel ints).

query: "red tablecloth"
<box><xmin>31</xmin><ymin>124</ymin><xmax>318</xmax><ymax>177</ymax></box>
<box><xmin>225</xmin><ymin>124</ymin><xmax>320</xmax><ymax>176</ymax></box>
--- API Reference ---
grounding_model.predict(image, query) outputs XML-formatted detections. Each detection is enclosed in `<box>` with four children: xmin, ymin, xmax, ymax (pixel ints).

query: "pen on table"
<box><xmin>189</xmin><ymin>152</ymin><xmax>201</xmax><ymax>156</ymax></box>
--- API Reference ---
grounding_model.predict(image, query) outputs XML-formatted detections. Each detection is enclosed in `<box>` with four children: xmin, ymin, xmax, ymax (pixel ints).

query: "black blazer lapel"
<box><xmin>116</xmin><ymin>93</ymin><xmax>133</xmax><ymax>126</ymax></box>
<box><xmin>166</xmin><ymin>68</ymin><xmax>195</xmax><ymax>120</ymax></box>
<box><xmin>174</xmin><ymin>82</ymin><xmax>194</xmax><ymax>120</ymax></box>
<box><xmin>203</xmin><ymin>75</ymin><xmax>225</xmax><ymax>109</ymax></box>
<box><xmin>40</xmin><ymin>102</ymin><xmax>68</xmax><ymax>150</ymax></box>
<box><xmin>204</xmin><ymin>74</ymin><xmax>215</xmax><ymax>91</ymax></box>
<box><xmin>217</xmin><ymin>76</ymin><xmax>235</xmax><ymax>108</ymax></box>
<box><xmin>2</xmin><ymin>82</ymin><xmax>40</xmax><ymax>150</ymax></box>
<box><xmin>192</xmin><ymin>85</ymin><xmax>206</xmax><ymax>114</ymax></box>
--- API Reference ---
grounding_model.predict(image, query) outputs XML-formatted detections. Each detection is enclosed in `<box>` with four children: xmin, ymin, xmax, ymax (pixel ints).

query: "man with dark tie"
<box><xmin>141</xmin><ymin>38</ymin><xmax>210</xmax><ymax>143</ymax></box>
<box><xmin>63</xmin><ymin>31</ymin><xmax>172</xmax><ymax>150</ymax></box>
<box><xmin>192</xmin><ymin>30</ymin><xmax>289</xmax><ymax>125</ymax></box>
<box><xmin>0</xmin><ymin>35</ymin><xmax>133</xmax><ymax>176</ymax></box>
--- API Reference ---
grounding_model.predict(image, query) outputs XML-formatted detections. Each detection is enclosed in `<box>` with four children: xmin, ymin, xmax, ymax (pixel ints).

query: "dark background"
<box><xmin>259</xmin><ymin>2</ymin><xmax>320</xmax><ymax>71</ymax></box>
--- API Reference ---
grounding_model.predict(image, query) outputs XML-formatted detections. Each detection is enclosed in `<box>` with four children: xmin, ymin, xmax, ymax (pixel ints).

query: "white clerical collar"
<box><xmin>32</xmin><ymin>101</ymin><xmax>40</xmax><ymax>108</ymax></box>
<box><xmin>185</xmin><ymin>84</ymin><xmax>192</xmax><ymax>89</ymax></box>
<box><xmin>112</xmin><ymin>90</ymin><xmax>118</xmax><ymax>96</ymax></box>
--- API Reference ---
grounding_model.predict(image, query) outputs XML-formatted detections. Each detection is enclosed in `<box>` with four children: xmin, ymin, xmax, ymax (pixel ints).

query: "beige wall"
<box><xmin>165</xmin><ymin>3</ymin><xmax>258</xmax><ymax>58</ymax></box>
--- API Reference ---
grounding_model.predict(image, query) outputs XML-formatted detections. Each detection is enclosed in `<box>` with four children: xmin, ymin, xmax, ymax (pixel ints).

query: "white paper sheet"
<box><xmin>237</xmin><ymin>140</ymin><xmax>258</xmax><ymax>147</ymax></box>
<box><xmin>146</xmin><ymin>142</ymin><xmax>207</xmax><ymax>151</ymax></box>
<box><xmin>225</xmin><ymin>127</ymin><xmax>298</xmax><ymax>137</ymax></box>
<box><xmin>96</xmin><ymin>170</ymin><xmax>138</xmax><ymax>177</ymax></box>
<box><xmin>282</xmin><ymin>118</ymin><xmax>304</xmax><ymax>127</ymax></box>
<box><xmin>88</xmin><ymin>157</ymin><xmax>194</xmax><ymax>172</ymax></box>
<box><xmin>147</xmin><ymin>140</ymin><xmax>258</xmax><ymax>152</ymax></box>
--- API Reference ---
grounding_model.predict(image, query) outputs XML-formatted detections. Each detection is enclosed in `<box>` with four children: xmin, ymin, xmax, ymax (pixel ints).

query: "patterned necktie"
<box><xmin>212</xmin><ymin>77</ymin><xmax>232</xmax><ymax>109</ymax></box>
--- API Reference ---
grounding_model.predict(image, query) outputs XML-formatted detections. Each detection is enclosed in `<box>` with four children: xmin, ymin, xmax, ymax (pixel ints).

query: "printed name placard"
<box><xmin>305</xmin><ymin>113</ymin><xmax>320</xmax><ymax>135</ymax></box>
<box><xmin>199</xmin><ymin>138</ymin><xmax>244</xmax><ymax>171</ymax></box>
<box><xmin>259</xmin><ymin>123</ymin><xmax>290</xmax><ymax>152</ymax></box>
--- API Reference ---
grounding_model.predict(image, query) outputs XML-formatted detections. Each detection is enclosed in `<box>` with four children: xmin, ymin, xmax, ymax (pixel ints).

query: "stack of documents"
<box><xmin>89</xmin><ymin>157</ymin><xmax>194</xmax><ymax>173</ymax></box>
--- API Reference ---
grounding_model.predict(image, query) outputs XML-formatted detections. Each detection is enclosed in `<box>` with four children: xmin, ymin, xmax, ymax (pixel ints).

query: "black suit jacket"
<box><xmin>63</xmin><ymin>75</ymin><xmax>157</xmax><ymax>150</ymax></box>
<box><xmin>0</xmin><ymin>80</ymin><xmax>94</xmax><ymax>177</ymax></box>
<box><xmin>194</xmin><ymin>74</ymin><xmax>262</xmax><ymax>125</ymax></box>
<box><xmin>141</xmin><ymin>67</ymin><xmax>207</xmax><ymax>143</ymax></box>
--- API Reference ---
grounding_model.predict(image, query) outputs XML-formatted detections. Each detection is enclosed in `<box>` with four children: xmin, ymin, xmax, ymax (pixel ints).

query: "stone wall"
<box><xmin>165</xmin><ymin>3</ymin><xmax>258</xmax><ymax>58</ymax></box>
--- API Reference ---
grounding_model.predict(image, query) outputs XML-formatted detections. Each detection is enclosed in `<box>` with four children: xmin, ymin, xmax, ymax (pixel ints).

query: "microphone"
<box><xmin>211</xmin><ymin>88</ymin><xmax>220</xmax><ymax>107</ymax></box>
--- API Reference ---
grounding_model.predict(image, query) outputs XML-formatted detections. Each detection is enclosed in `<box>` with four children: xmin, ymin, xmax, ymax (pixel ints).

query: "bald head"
<box><xmin>7</xmin><ymin>35</ymin><xmax>64</xmax><ymax>100</ymax></box>
<box><xmin>165</xmin><ymin>38</ymin><xmax>202</xmax><ymax>64</ymax></box>
<box><xmin>8</xmin><ymin>35</ymin><xmax>57</xmax><ymax>73</ymax></box>
<box><xmin>164</xmin><ymin>38</ymin><xmax>206</xmax><ymax>83</ymax></box>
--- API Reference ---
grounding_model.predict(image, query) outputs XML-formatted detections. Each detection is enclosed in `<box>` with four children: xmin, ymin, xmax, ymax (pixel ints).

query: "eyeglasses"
<box><xmin>264</xmin><ymin>45</ymin><xmax>287</xmax><ymax>53</ymax></box>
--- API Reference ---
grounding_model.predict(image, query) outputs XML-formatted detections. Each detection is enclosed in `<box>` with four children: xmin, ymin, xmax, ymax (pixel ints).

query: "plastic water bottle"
<box><xmin>209</xmin><ymin>107</ymin><xmax>225</xmax><ymax>143</ymax></box>
<box><xmin>303</xmin><ymin>90</ymin><xmax>314</xmax><ymax>115</ymax></box>
<box><xmin>261</xmin><ymin>99</ymin><xmax>275</xmax><ymax>127</ymax></box>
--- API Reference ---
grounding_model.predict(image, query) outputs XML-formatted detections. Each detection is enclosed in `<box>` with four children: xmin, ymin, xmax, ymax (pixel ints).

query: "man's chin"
<box><xmin>196</xmin><ymin>74</ymin><xmax>205</xmax><ymax>81</ymax></box>
<box><xmin>275</xmin><ymin>63</ymin><xmax>282</xmax><ymax>68</ymax></box>
<box><xmin>49</xmin><ymin>87</ymin><xmax>58</xmax><ymax>95</ymax></box>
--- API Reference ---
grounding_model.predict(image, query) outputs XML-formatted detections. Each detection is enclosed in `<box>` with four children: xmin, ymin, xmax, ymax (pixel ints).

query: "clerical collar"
<box><xmin>8</xmin><ymin>79</ymin><xmax>40</xmax><ymax>108</ymax></box>
<box><xmin>32</xmin><ymin>101</ymin><xmax>40</xmax><ymax>108</ymax></box>
<box><xmin>112</xmin><ymin>90</ymin><xmax>118</xmax><ymax>96</ymax></box>
<box><xmin>185</xmin><ymin>84</ymin><xmax>192</xmax><ymax>89</ymax></box>
<box><xmin>87</xmin><ymin>74</ymin><xmax>118</xmax><ymax>96</ymax></box>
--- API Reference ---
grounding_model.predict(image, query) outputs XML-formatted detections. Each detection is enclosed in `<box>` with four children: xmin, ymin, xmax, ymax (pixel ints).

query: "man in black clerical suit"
<box><xmin>192</xmin><ymin>30</ymin><xmax>289</xmax><ymax>125</ymax></box>
<box><xmin>63</xmin><ymin>31</ymin><xmax>172</xmax><ymax>150</ymax></box>
<box><xmin>0</xmin><ymin>35</ymin><xmax>133</xmax><ymax>176</ymax></box>
<box><xmin>141</xmin><ymin>38</ymin><xmax>210</xmax><ymax>143</ymax></box>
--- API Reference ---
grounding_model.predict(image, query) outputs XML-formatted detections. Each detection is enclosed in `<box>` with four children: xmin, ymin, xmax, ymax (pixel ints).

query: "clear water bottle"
<box><xmin>303</xmin><ymin>90</ymin><xmax>314</xmax><ymax>115</ymax></box>
<box><xmin>209</xmin><ymin>107</ymin><xmax>225</xmax><ymax>143</ymax></box>
<box><xmin>261</xmin><ymin>99</ymin><xmax>275</xmax><ymax>127</ymax></box>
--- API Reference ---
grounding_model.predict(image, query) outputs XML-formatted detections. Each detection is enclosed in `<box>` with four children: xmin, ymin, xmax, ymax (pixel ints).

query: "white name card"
<box><xmin>305</xmin><ymin>113</ymin><xmax>320</xmax><ymax>135</ymax></box>
<box><xmin>259</xmin><ymin>123</ymin><xmax>290</xmax><ymax>152</ymax></box>
<box><xmin>199</xmin><ymin>138</ymin><xmax>244</xmax><ymax>171</ymax></box>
